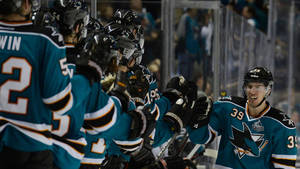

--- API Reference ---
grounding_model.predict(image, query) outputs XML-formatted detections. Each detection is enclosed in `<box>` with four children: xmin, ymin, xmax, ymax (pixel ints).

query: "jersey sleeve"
<box><xmin>41</xmin><ymin>28</ymin><xmax>73</xmax><ymax>115</ymax></box>
<box><xmin>271</xmin><ymin>125</ymin><xmax>297</xmax><ymax>168</ymax></box>
<box><xmin>83</xmin><ymin>86</ymin><xmax>121</xmax><ymax>135</ymax></box>
<box><xmin>188</xmin><ymin>101</ymin><xmax>226</xmax><ymax>144</ymax></box>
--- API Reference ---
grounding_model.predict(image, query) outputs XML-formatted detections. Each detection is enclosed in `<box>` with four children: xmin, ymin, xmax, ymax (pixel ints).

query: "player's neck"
<box><xmin>248</xmin><ymin>101</ymin><xmax>267</xmax><ymax>118</ymax></box>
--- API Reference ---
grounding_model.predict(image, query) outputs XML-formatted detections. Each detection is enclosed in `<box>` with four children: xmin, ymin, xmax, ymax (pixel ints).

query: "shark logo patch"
<box><xmin>230</xmin><ymin>122</ymin><xmax>268</xmax><ymax>159</ymax></box>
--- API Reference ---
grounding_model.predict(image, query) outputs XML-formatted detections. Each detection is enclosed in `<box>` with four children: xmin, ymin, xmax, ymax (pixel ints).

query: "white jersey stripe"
<box><xmin>86</xmin><ymin>105</ymin><xmax>117</xmax><ymax>134</ymax></box>
<box><xmin>114</xmin><ymin>138</ymin><xmax>143</xmax><ymax>146</ymax></box>
<box><xmin>43</xmin><ymin>83</ymin><xmax>72</xmax><ymax>104</ymax></box>
<box><xmin>0</xmin><ymin>123</ymin><xmax>52</xmax><ymax>145</ymax></box>
<box><xmin>52</xmin><ymin>139</ymin><xmax>85</xmax><ymax>160</ymax></box>
<box><xmin>81</xmin><ymin>157</ymin><xmax>104</xmax><ymax>165</ymax></box>
<box><xmin>272</xmin><ymin>162</ymin><xmax>295</xmax><ymax>169</ymax></box>
<box><xmin>84</xmin><ymin>98</ymin><xmax>114</xmax><ymax>120</ymax></box>
<box><xmin>272</xmin><ymin>154</ymin><xmax>297</xmax><ymax>160</ymax></box>
<box><xmin>0</xmin><ymin>116</ymin><xmax>51</xmax><ymax>131</ymax></box>
<box><xmin>53</xmin><ymin>92</ymin><xmax>73</xmax><ymax>115</ymax></box>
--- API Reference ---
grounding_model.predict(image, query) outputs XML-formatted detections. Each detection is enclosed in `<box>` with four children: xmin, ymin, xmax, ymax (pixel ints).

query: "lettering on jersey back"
<box><xmin>0</xmin><ymin>36</ymin><xmax>21</xmax><ymax>51</ymax></box>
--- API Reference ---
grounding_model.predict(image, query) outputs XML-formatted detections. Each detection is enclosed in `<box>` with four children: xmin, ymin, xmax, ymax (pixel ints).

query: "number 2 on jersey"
<box><xmin>0</xmin><ymin>57</ymin><xmax>31</xmax><ymax>114</ymax></box>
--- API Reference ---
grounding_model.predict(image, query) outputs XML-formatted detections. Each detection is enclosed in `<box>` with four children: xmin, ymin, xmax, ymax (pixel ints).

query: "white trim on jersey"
<box><xmin>0</xmin><ymin>29</ymin><xmax>65</xmax><ymax>49</ymax></box>
<box><xmin>43</xmin><ymin>83</ymin><xmax>72</xmax><ymax>104</ymax></box>
<box><xmin>114</xmin><ymin>138</ymin><xmax>143</xmax><ymax>152</ymax></box>
<box><xmin>272</xmin><ymin>163</ymin><xmax>296</xmax><ymax>169</ymax></box>
<box><xmin>81</xmin><ymin>157</ymin><xmax>105</xmax><ymax>165</ymax></box>
<box><xmin>52</xmin><ymin>138</ymin><xmax>86</xmax><ymax>160</ymax></box>
<box><xmin>264</xmin><ymin>116</ymin><xmax>296</xmax><ymax>129</ymax></box>
<box><xmin>86</xmin><ymin>110</ymin><xmax>117</xmax><ymax>134</ymax></box>
<box><xmin>151</xmin><ymin>104</ymin><xmax>160</xmax><ymax>121</ymax></box>
<box><xmin>0</xmin><ymin>121</ymin><xmax>52</xmax><ymax>146</ymax></box>
<box><xmin>111</xmin><ymin>96</ymin><xmax>121</xmax><ymax>108</ymax></box>
<box><xmin>0</xmin><ymin>116</ymin><xmax>52</xmax><ymax>131</ymax></box>
<box><xmin>272</xmin><ymin>154</ymin><xmax>297</xmax><ymax>160</ymax></box>
<box><xmin>53</xmin><ymin>92</ymin><xmax>73</xmax><ymax>115</ymax></box>
<box><xmin>84</xmin><ymin>97</ymin><xmax>114</xmax><ymax>120</ymax></box>
<box><xmin>67</xmin><ymin>137</ymin><xmax>87</xmax><ymax>146</ymax></box>
<box><xmin>206</xmin><ymin>124</ymin><xmax>218</xmax><ymax>144</ymax></box>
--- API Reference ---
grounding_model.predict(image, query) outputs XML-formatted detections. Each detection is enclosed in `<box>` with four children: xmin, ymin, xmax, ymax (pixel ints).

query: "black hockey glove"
<box><xmin>163</xmin><ymin>76</ymin><xmax>198</xmax><ymax>106</ymax></box>
<box><xmin>127</xmin><ymin>106</ymin><xmax>148</xmax><ymax>140</ymax></box>
<box><xmin>127</xmin><ymin>139</ymin><xmax>155</xmax><ymax>169</ymax></box>
<box><xmin>127</xmin><ymin>105</ymin><xmax>156</xmax><ymax>140</ymax></box>
<box><xmin>189</xmin><ymin>96</ymin><xmax>213</xmax><ymax>129</ymax></box>
<box><xmin>101</xmin><ymin>155</ymin><xmax>125</xmax><ymax>169</ymax></box>
<box><xmin>163</xmin><ymin>76</ymin><xmax>189</xmax><ymax>105</ymax></box>
<box><xmin>163</xmin><ymin>98</ymin><xmax>188</xmax><ymax>133</ymax></box>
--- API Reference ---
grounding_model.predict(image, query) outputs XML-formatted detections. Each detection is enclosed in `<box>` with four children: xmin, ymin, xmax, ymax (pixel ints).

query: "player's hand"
<box><xmin>163</xmin><ymin>98</ymin><xmax>188</xmax><ymax>133</ymax></box>
<box><xmin>163</xmin><ymin>76</ymin><xmax>189</xmax><ymax>105</ymax></box>
<box><xmin>189</xmin><ymin>96</ymin><xmax>213</xmax><ymax>129</ymax></box>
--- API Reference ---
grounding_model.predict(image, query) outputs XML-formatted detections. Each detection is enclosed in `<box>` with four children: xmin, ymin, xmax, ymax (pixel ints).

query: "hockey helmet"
<box><xmin>75</xmin><ymin>32</ymin><xmax>120</xmax><ymax>75</ymax></box>
<box><xmin>0</xmin><ymin>0</ymin><xmax>40</xmax><ymax>15</ymax></box>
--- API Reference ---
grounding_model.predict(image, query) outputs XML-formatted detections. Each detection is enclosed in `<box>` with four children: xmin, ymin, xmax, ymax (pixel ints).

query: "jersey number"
<box><xmin>0</xmin><ymin>57</ymin><xmax>31</xmax><ymax>114</ymax></box>
<box><xmin>287</xmin><ymin>136</ymin><xmax>298</xmax><ymax>148</ymax></box>
<box><xmin>52</xmin><ymin>113</ymin><xmax>70</xmax><ymax>137</ymax></box>
<box><xmin>231</xmin><ymin>108</ymin><xmax>244</xmax><ymax>120</ymax></box>
<box><xmin>91</xmin><ymin>138</ymin><xmax>106</xmax><ymax>154</ymax></box>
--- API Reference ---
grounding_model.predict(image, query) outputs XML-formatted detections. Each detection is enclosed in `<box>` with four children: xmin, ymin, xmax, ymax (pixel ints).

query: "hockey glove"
<box><xmin>163</xmin><ymin>76</ymin><xmax>189</xmax><ymax>105</ymax></box>
<box><xmin>127</xmin><ymin>139</ymin><xmax>155</xmax><ymax>169</ymax></box>
<box><xmin>127</xmin><ymin>108</ymin><xmax>147</xmax><ymax>140</ymax></box>
<box><xmin>189</xmin><ymin>96</ymin><xmax>213</xmax><ymax>129</ymax></box>
<box><xmin>163</xmin><ymin>98</ymin><xmax>188</xmax><ymax>133</ymax></box>
<box><xmin>101</xmin><ymin>155</ymin><xmax>125</xmax><ymax>169</ymax></box>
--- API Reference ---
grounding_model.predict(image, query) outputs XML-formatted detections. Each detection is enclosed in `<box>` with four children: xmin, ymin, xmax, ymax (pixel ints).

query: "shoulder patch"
<box><xmin>218</xmin><ymin>96</ymin><xmax>246</xmax><ymax>107</ymax></box>
<box><xmin>43</xmin><ymin>26</ymin><xmax>65</xmax><ymax>46</ymax></box>
<box><xmin>265</xmin><ymin>108</ymin><xmax>295</xmax><ymax>128</ymax></box>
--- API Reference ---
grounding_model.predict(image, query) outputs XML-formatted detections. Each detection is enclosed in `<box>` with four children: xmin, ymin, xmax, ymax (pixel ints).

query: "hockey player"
<box><xmin>188</xmin><ymin>67</ymin><xmax>297</xmax><ymax>169</ymax></box>
<box><xmin>0</xmin><ymin>0</ymin><xmax>73</xmax><ymax>168</ymax></box>
<box><xmin>102</xmin><ymin>10</ymin><xmax>199</xmax><ymax>168</ymax></box>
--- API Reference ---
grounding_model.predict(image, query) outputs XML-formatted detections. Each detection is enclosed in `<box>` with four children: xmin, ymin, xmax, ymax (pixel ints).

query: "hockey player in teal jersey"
<box><xmin>0</xmin><ymin>0</ymin><xmax>74</xmax><ymax>168</ymax></box>
<box><xmin>44</xmin><ymin>1</ymin><xmax>90</xmax><ymax>169</ymax></box>
<box><xmin>188</xmin><ymin>67</ymin><xmax>297</xmax><ymax>169</ymax></box>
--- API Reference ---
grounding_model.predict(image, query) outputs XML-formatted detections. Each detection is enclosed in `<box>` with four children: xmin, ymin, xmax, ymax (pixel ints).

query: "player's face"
<box><xmin>244</xmin><ymin>82</ymin><xmax>267</xmax><ymax>107</ymax></box>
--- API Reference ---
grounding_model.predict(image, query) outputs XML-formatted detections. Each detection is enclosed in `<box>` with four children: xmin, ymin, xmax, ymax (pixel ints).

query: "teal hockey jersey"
<box><xmin>51</xmin><ymin>73</ymin><xmax>89</xmax><ymax>169</ymax></box>
<box><xmin>0</xmin><ymin>21</ymin><xmax>72</xmax><ymax>152</ymax></box>
<box><xmin>188</xmin><ymin>96</ymin><xmax>297</xmax><ymax>169</ymax></box>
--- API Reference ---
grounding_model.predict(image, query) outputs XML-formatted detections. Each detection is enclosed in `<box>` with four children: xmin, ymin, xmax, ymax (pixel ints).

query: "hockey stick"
<box><xmin>186</xmin><ymin>144</ymin><xmax>203</xmax><ymax>160</ymax></box>
<box><xmin>157</xmin><ymin>132</ymin><xmax>178</xmax><ymax>160</ymax></box>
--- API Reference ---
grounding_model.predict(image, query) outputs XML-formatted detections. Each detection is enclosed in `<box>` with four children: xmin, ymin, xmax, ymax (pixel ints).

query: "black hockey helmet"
<box><xmin>75</xmin><ymin>32</ymin><xmax>120</xmax><ymax>75</ymax></box>
<box><xmin>243</xmin><ymin>67</ymin><xmax>273</xmax><ymax>87</ymax></box>
<box><xmin>104</xmin><ymin>23</ymin><xmax>137</xmax><ymax>63</ymax></box>
<box><xmin>243</xmin><ymin>66</ymin><xmax>273</xmax><ymax>101</ymax></box>
<box><xmin>54</xmin><ymin>0</ymin><xmax>89</xmax><ymax>37</ymax></box>
<box><xmin>111</xmin><ymin>9</ymin><xmax>141</xmax><ymax>28</ymax></box>
<box><xmin>0</xmin><ymin>0</ymin><xmax>40</xmax><ymax>15</ymax></box>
